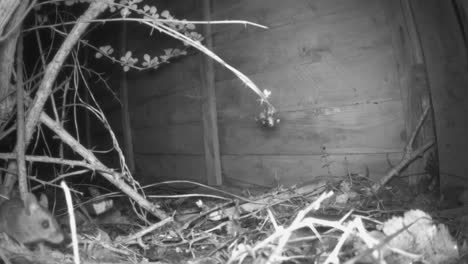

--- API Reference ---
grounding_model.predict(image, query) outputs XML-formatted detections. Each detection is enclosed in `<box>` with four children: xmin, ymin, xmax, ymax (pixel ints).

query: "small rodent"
<box><xmin>0</xmin><ymin>193</ymin><xmax>64</xmax><ymax>244</ymax></box>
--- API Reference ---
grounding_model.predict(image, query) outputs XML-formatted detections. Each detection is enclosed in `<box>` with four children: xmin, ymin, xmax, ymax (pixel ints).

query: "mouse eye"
<box><xmin>41</xmin><ymin>220</ymin><xmax>50</xmax><ymax>229</ymax></box>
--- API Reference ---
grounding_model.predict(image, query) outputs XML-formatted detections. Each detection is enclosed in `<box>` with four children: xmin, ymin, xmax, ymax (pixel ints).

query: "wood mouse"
<box><xmin>0</xmin><ymin>193</ymin><xmax>64</xmax><ymax>245</ymax></box>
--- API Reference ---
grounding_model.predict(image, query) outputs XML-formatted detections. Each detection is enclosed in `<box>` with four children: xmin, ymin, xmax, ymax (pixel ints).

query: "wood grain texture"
<box><xmin>381</xmin><ymin>0</ymin><xmax>436</xmax><ymax>188</ymax></box>
<box><xmin>208</xmin><ymin>0</ymin><xmax>405</xmax><ymax>185</ymax></box>
<box><xmin>411</xmin><ymin>0</ymin><xmax>468</xmax><ymax>188</ymax></box>
<box><xmin>130</xmin><ymin>99</ymin><xmax>405</xmax><ymax>156</ymax></box>
<box><xmin>126</xmin><ymin>56</ymin><xmax>203</xmax><ymax>106</ymax></box>
<box><xmin>200</xmin><ymin>0</ymin><xmax>222</xmax><ymax>185</ymax></box>
<box><xmin>222</xmin><ymin>152</ymin><xmax>403</xmax><ymax>187</ymax></box>
<box><xmin>120</xmin><ymin>21</ymin><xmax>136</xmax><ymax>173</ymax></box>
<box><xmin>216</xmin><ymin>46</ymin><xmax>399</xmax><ymax>118</ymax></box>
<box><xmin>211</xmin><ymin>0</ymin><xmax>381</xmax><ymax>46</ymax></box>
<box><xmin>130</xmin><ymin>92</ymin><xmax>202</xmax><ymax>128</ymax></box>
<box><xmin>135</xmin><ymin>154</ymin><xmax>206</xmax><ymax>184</ymax></box>
<box><xmin>119</xmin><ymin>0</ymin><xmax>407</xmax><ymax>186</ymax></box>
<box><xmin>133</xmin><ymin>124</ymin><xmax>204</xmax><ymax>155</ymax></box>
<box><xmin>218</xmin><ymin>100</ymin><xmax>405</xmax><ymax>155</ymax></box>
<box><xmin>0</xmin><ymin>0</ymin><xmax>19</xmax><ymax>34</ymax></box>
<box><xmin>213</xmin><ymin>3</ymin><xmax>389</xmax><ymax>82</ymax></box>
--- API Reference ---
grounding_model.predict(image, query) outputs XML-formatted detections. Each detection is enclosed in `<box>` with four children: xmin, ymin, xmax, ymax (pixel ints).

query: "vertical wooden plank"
<box><xmin>382</xmin><ymin>0</ymin><xmax>437</xmax><ymax>189</ymax></box>
<box><xmin>120</xmin><ymin>22</ymin><xmax>136</xmax><ymax>173</ymax></box>
<box><xmin>200</xmin><ymin>0</ymin><xmax>222</xmax><ymax>185</ymax></box>
<box><xmin>402</xmin><ymin>0</ymin><xmax>436</xmax><ymax>188</ymax></box>
<box><xmin>410</xmin><ymin>0</ymin><xmax>468</xmax><ymax>190</ymax></box>
<box><xmin>400</xmin><ymin>0</ymin><xmax>424</xmax><ymax>64</ymax></box>
<box><xmin>453</xmin><ymin>0</ymin><xmax>468</xmax><ymax>56</ymax></box>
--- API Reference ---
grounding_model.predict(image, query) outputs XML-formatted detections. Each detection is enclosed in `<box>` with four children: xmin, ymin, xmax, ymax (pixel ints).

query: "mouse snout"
<box><xmin>47</xmin><ymin>229</ymin><xmax>65</xmax><ymax>244</ymax></box>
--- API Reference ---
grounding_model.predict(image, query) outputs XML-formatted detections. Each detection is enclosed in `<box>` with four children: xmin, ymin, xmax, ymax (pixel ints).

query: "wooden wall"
<box><xmin>89</xmin><ymin>1</ymin><xmax>206</xmax><ymax>184</ymax></box>
<box><xmin>211</xmin><ymin>0</ymin><xmax>405</xmax><ymax>186</ymax></box>
<box><xmin>102</xmin><ymin>0</ymin><xmax>408</xmax><ymax>187</ymax></box>
<box><xmin>381</xmin><ymin>1</ymin><xmax>436</xmax><ymax>190</ymax></box>
<box><xmin>124</xmin><ymin>0</ymin><xmax>206</xmax><ymax>184</ymax></box>
<box><xmin>409</xmin><ymin>1</ymin><xmax>468</xmax><ymax>189</ymax></box>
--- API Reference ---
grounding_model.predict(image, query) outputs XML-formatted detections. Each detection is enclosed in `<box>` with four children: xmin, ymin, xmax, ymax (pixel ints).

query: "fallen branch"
<box><xmin>119</xmin><ymin>216</ymin><xmax>173</xmax><ymax>245</ymax></box>
<box><xmin>405</xmin><ymin>105</ymin><xmax>431</xmax><ymax>155</ymax></box>
<box><xmin>372</xmin><ymin>140</ymin><xmax>434</xmax><ymax>192</ymax></box>
<box><xmin>1</xmin><ymin>0</ymin><xmax>170</xmax><ymax>222</ymax></box>
<box><xmin>371</xmin><ymin>106</ymin><xmax>433</xmax><ymax>192</ymax></box>
<box><xmin>15</xmin><ymin>31</ymin><xmax>27</xmax><ymax>200</ymax></box>
<box><xmin>1</xmin><ymin>0</ymin><xmax>109</xmax><ymax>198</ymax></box>
<box><xmin>0</xmin><ymin>0</ymin><xmax>29</xmax><ymax>197</ymax></box>
<box><xmin>40</xmin><ymin>112</ymin><xmax>169</xmax><ymax>220</ymax></box>
<box><xmin>0</xmin><ymin>153</ymin><xmax>106</xmax><ymax>171</ymax></box>
<box><xmin>266</xmin><ymin>191</ymin><xmax>334</xmax><ymax>264</ymax></box>
<box><xmin>178</xmin><ymin>180</ymin><xmax>327</xmax><ymax>225</ymax></box>
<box><xmin>24</xmin><ymin>1</ymin><xmax>108</xmax><ymax>144</ymax></box>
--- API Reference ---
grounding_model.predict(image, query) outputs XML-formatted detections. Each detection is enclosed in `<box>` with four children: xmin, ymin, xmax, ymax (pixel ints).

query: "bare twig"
<box><xmin>24</xmin><ymin>0</ymin><xmax>107</xmax><ymax>146</ymax></box>
<box><xmin>61</xmin><ymin>181</ymin><xmax>80</xmax><ymax>264</ymax></box>
<box><xmin>323</xmin><ymin>218</ymin><xmax>356</xmax><ymax>264</ymax></box>
<box><xmin>371</xmin><ymin>106</ymin><xmax>434</xmax><ymax>192</ymax></box>
<box><xmin>15</xmin><ymin>32</ymin><xmax>27</xmax><ymax>200</ymax></box>
<box><xmin>120</xmin><ymin>216</ymin><xmax>173</xmax><ymax>245</ymax></box>
<box><xmin>0</xmin><ymin>0</ymin><xmax>37</xmax><ymax>42</ymax></box>
<box><xmin>40</xmin><ymin>112</ymin><xmax>169</xmax><ymax>220</ymax></box>
<box><xmin>0</xmin><ymin>0</ymin><xmax>19</xmax><ymax>36</ymax></box>
<box><xmin>258</xmin><ymin>191</ymin><xmax>333</xmax><ymax>264</ymax></box>
<box><xmin>266</xmin><ymin>193</ymin><xmax>333</xmax><ymax>263</ymax></box>
<box><xmin>372</xmin><ymin>140</ymin><xmax>434</xmax><ymax>192</ymax></box>
<box><xmin>0</xmin><ymin>248</ymin><xmax>11</xmax><ymax>264</ymax></box>
<box><xmin>2</xmin><ymin>0</ymin><xmax>108</xmax><ymax>198</ymax></box>
<box><xmin>0</xmin><ymin>0</ymin><xmax>29</xmax><ymax>198</ymax></box>
<box><xmin>0</xmin><ymin>153</ymin><xmax>106</xmax><ymax>172</ymax></box>
<box><xmin>180</xmin><ymin>181</ymin><xmax>327</xmax><ymax>224</ymax></box>
<box><xmin>406</xmin><ymin>106</ymin><xmax>431</xmax><ymax>155</ymax></box>
<box><xmin>25</xmin><ymin>17</ymin><xmax>268</xmax><ymax>33</ymax></box>
<box><xmin>152</xmin><ymin>20</ymin><xmax>274</xmax><ymax>111</ymax></box>
<box><xmin>344</xmin><ymin>218</ymin><xmax>422</xmax><ymax>264</ymax></box>
<box><xmin>146</xmin><ymin>180</ymin><xmax>268</xmax><ymax>204</ymax></box>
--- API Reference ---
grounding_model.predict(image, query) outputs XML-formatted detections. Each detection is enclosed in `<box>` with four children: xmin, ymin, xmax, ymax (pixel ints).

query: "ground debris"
<box><xmin>2</xmin><ymin>176</ymin><xmax>465</xmax><ymax>264</ymax></box>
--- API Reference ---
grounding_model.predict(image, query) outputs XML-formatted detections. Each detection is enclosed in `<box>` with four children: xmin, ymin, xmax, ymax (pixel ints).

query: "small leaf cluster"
<box><xmin>256</xmin><ymin>90</ymin><xmax>279</xmax><ymax>129</ymax></box>
<box><xmin>94</xmin><ymin>0</ymin><xmax>204</xmax><ymax>72</ymax></box>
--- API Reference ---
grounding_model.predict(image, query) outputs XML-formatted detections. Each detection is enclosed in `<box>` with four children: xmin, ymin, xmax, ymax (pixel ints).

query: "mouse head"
<box><xmin>16</xmin><ymin>193</ymin><xmax>64</xmax><ymax>244</ymax></box>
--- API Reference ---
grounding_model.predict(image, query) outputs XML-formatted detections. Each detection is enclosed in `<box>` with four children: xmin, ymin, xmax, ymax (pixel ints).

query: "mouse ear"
<box><xmin>24</xmin><ymin>193</ymin><xmax>40</xmax><ymax>215</ymax></box>
<box><xmin>38</xmin><ymin>193</ymin><xmax>49</xmax><ymax>208</ymax></box>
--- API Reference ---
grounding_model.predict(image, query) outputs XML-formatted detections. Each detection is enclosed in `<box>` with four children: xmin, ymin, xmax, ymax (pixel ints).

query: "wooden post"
<box><xmin>200</xmin><ymin>0</ymin><xmax>222</xmax><ymax>185</ymax></box>
<box><xmin>120</xmin><ymin>22</ymin><xmax>135</xmax><ymax>173</ymax></box>
<box><xmin>382</xmin><ymin>0</ymin><xmax>437</xmax><ymax>190</ymax></box>
<box><xmin>410</xmin><ymin>0</ymin><xmax>468</xmax><ymax>190</ymax></box>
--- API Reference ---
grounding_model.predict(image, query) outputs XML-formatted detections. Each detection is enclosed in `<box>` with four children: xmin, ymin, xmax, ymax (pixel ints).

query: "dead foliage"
<box><xmin>1</xmin><ymin>174</ymin><xmax>466</xmax><ymax>264</ymax></box>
